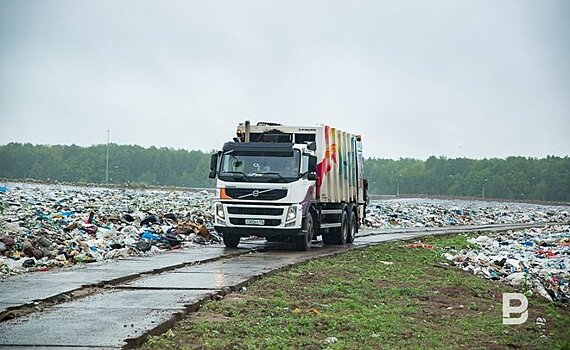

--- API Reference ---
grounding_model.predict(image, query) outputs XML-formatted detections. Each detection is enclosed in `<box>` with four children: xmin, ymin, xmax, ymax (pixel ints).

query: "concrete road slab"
<box><xmin>0</xmin><ymin>278</ymin><xmax>85</xmax><ymax>305</ymax></box>
<box><xmin>174</xmin><ymin>252</ymin><xmax>304</xmax><ymax>273</ymax></box>
<box><xmin>0</xmin><ymin>302</ymin><xmax>21</xmax><ymax>311</ymax></box>
<box><xmin>0</xmin><ymin>289</ymin><xmax>214</xmax><ymax>348</ymax></box>
<box><xmin>87</xmin><ymin>247</ymin><xmax>232</xmax><ymax>273</ymax></box>
<box><xmin>172</xmin><ymin>260</ymin><xmax>275</xmax><ymax>274</ymax></box>
<box><xmin>0</xmin><ymin>346</ymin><xmax>119</xmax><ymax>349</ymax></box>
<box><xmin>119</xmin><ymin>271</ymin><xmax>251</xmax><ymax>290</ymax></box>
<box><xmin>354</xmin><ymin>233</ymin><xmax>415</xmax><ymax>245</ymax></box>
<box><xmin>53</xmin><ymin>289</ymin><xmax>212</xmax><ymax>310</ymax></box>
<box><xmin>0</xmin><ymin>246</ymin><xmax>240</xmax><ymax>314</ymax></box>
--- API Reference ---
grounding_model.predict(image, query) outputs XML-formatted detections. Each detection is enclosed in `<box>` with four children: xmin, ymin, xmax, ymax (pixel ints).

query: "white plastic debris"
<box><xmin>324</xmin><ymin>337</ymin><xmax>338</xmax><ymax>344</ymax></box>
<box><xmin>506</xmin><ymin>272</ymin><xmax>526</xmax><ymax>286</ymax></box>
<box><xmin>444</xmin><ymin>225</ymin><xmax>569</xmax><ymax>302</ymax></box>
<box><xmin>443</xmin><ymin>253</ymin><xmax>455</xmax><ymax>261</ymax></box>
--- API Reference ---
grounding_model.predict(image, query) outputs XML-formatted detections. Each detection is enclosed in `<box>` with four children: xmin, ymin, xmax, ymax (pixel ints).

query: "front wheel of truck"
<box><xmin>296</xmin><ymin>213</ymin><xmax>314</xmax><ymax>251</ymax></box>
<box><xmin>223</xmin><ymin>233</ymin><xmax>240</xmax><ymax>248</ymax></box>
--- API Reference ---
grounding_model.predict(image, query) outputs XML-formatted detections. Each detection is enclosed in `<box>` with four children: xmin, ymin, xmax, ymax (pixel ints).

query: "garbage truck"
<box><xmin>209</xmin><ymin>121</ymin><xmax>367</xmax><ymax>251</ymax></box>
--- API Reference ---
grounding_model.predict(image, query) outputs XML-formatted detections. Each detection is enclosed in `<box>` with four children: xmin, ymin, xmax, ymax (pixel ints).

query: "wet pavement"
<box><xmin>0</xmin><ymin>246</ymin><xmax>232</xmax><ymax>314</ymax></box>
<box><xmin>0</xmin><ymin>289</ymin><xmax>210</xmax><ymax>349</ymax></box>
<box><xmin>0</xmin><ymin>222</ymin><xmax>558</xmax><ymax>349</ymax></box>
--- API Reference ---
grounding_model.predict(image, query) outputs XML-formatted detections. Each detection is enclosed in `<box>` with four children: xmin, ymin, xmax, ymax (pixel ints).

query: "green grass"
<box><xmin>141</xmin><ymin>233</ymin><xmax>570</xmax><ymax>350</ymax></box>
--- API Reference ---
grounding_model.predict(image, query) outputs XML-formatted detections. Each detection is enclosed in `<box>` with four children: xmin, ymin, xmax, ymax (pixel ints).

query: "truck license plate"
<box><xmin>245</xmin><ymin>219</ymin><xmax>265</xmax><ymax>226</ymax></box>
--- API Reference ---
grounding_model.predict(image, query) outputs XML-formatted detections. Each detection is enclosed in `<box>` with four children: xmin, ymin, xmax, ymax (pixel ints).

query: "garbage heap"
<box><xmin>365</xmin><ymin>199</ymin><xmax>570</xmax><ymax>228</ymax></box>
<box><xmin>443</xmin><ymin>225</ymin><xmax>570</xmax><ymax>302</ymax></box>
<box><xmin>0</xmin><ymin>183</ymin><xmax>217</xmax><ymax>278</ymax></box>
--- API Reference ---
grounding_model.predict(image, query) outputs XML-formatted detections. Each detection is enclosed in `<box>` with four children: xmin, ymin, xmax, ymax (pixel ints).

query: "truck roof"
<box><xmin>222</xmin><ymin>142</ymin><xmax>295</xmax><ymax>155</ymax></box>
<box><xmin>236</xmin><ymin>122</ymin><xmax>361</xmax><ymax>144</ymax></box>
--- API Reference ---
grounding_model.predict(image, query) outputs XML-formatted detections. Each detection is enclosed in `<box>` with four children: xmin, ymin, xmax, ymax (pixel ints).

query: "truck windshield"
<box><xmin>219</xmin><ymin>150</ymin><xmax>301</xmax><ymax>183</ymax></box>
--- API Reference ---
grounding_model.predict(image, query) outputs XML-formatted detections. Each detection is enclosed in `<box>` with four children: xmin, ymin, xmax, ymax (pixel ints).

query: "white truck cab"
<box><xmin>209</xmin><ymin>121</ymin><xmax>366</xmax><ymax>251</ymax></box>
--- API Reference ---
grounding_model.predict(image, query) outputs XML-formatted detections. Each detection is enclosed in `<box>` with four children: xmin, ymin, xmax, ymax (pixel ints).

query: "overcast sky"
<box><xmin>0</xmin><ymin>1</ymin><xmax>568</xmax><ymax>159</ymax></box>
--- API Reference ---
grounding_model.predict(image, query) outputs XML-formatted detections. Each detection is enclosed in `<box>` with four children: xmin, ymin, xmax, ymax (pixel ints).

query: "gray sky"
<box><xmin>1</xmin><ymin>0</ymin><xmax>568</xmax><ymax>159</ymax></box>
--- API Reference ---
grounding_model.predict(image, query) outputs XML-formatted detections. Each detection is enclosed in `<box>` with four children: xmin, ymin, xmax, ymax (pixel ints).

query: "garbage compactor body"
<box><xmin>209</xmin><ymin>121</ymin><xmax>367</xmax><ymax>251</ymax></box>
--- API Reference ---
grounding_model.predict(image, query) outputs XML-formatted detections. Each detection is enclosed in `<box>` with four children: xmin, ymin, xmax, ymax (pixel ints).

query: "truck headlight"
<box><xmin>216</xmin><ymin>203</ymin><xmax>225</xmax><ymax>219</ymax></box>
<box><xmin>286</xmin><ymin>205</ymin><xmax>297</xmax><ymax>221</ymax></box>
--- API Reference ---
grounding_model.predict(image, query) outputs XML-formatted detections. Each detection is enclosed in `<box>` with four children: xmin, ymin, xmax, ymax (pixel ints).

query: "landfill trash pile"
<box><xmin>365</xmin><ymin>199</ymin><xmax>570</xmax><ymax>228</ymax></box>
<box><xmin>2</xmin><ymin>182</ymin><xmax>569</xmax><ymax>279</ymax></box>
<box><xmin>0</xmin><ymin>182</ymin><xmax>217</xmax><ymax>278</ymax></box>
<box><xmin>443</xmin><ymin>226</ymin><xmax>570</xmax><ymax>302</ymax></box>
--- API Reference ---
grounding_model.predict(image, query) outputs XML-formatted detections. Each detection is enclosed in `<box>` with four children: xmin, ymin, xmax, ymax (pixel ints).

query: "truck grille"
<box><xmin>227</xmin><ymin>207</ymin><xmax>284</xmax><ymax>216</ymax></box>
<box><xmin>229</xmin><ymin>218</ymin><xmax>282</xmax><ymax>226</ymax></box>
<box><xmin>225</xmin><ymin>188</ymin><xmax>287</xmax><ymax>200</ymax></box>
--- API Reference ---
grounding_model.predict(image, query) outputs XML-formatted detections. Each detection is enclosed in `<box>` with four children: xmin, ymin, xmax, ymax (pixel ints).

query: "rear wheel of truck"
<box><xmin>322</xmin><ymin>230</ymin><xmax>335</xmax><ymax>244</ymax></box>
<box><xmin>347</xmin><ymin>210</ymin><xmax>356</xmax><ymax>243</ymax></box>
<box><xmin>338</xmin><ymin>210</ymin><xmax>348</xmax><ymax>245</ymax></box>
<box><xmin>296</xmin><ymin>213</ymin><xmax>314</xmax><ymax>251</ymax></box>
<box><xmin>223</xmin><ymin>233</ymin><xmax>240</xmax><ymax>248</ymax></box>
<box><xmin>322</xmin><ymin>209</ymin><xmax>348</xmax><ymax>245</ymax></box>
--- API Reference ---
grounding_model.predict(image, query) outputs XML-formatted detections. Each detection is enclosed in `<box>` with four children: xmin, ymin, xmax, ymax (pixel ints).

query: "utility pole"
<box><xmin>106</xmin><ymin>129</ymin><xmax>110</xmax><ymax>185</ymax></box>
<box><xmin>396</xmin><ymin>177</ymin><xmax>400</xmax><ymax>197</ymax></box>
<box><xmin>482</xmin><ymin>178</ymin><xmax>487</xmax><ymax>199</ymax></box>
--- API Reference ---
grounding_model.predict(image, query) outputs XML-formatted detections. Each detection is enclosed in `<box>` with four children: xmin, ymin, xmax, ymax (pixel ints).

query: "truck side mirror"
<box><xmin>306</xmin><ymin>155</ymin><xmax>317</xmax><ymax>181</ymax></box>
<box><xmin>208</xmin><ymin>153</ymin><xmax>218</xmax><ymax>179</ymax></box>
<box><xmin>308</xmin><ymin>155</ymin><xmax>317</xmax><ymax>173</ymax></box>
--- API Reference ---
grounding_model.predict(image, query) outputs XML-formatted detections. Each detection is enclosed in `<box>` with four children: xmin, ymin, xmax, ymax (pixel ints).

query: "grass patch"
<box><xmin>141</xmin><ymin>233</ymin><xmax>570</xmax><ymax>350</ymax></box>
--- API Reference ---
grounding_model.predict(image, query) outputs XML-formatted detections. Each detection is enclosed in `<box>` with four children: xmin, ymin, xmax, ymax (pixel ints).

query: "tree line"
<box><xmin>0</xmin><ymin>143</ymin><xmax>568</xmax><ymax>202</ymax></box>
<box><xmin>0</xmin><ymin>143</ymin><xmax>212</xmax><ymax>188</ymax></box>
<box><xmin>366</xmin><ymin>156</ymin><xmax>570</xmax><ymax>202</ymax></box>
